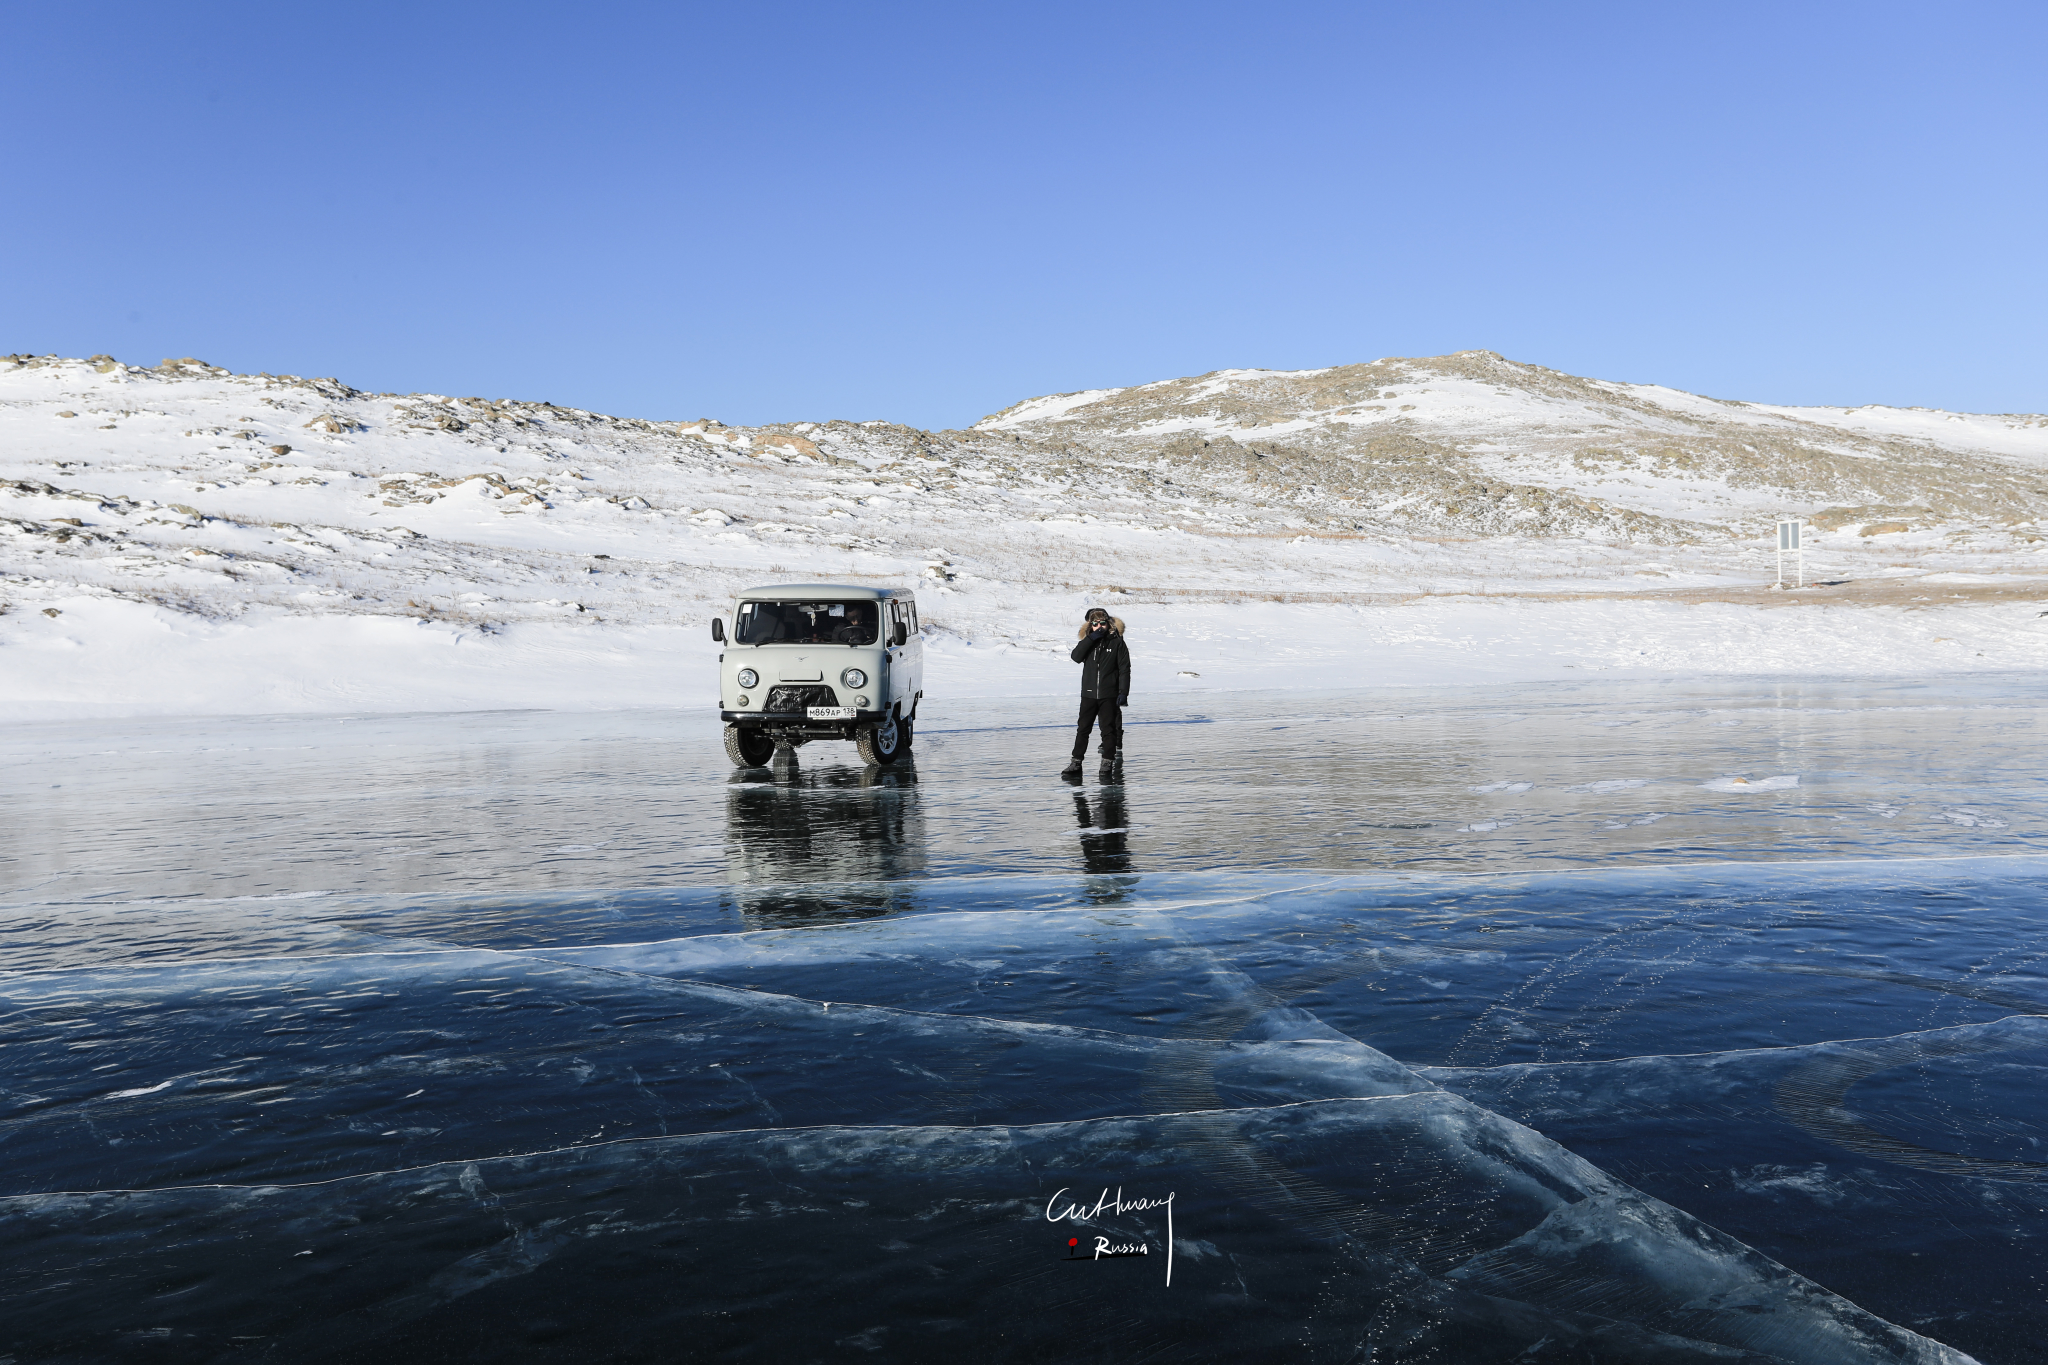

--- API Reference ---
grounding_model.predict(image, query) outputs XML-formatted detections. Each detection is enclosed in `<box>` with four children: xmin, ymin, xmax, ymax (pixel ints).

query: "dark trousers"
<box><xmin>1073</xmin><ymin>698</ymin><xmax>1123</xmax><ymax>758</ymax></box>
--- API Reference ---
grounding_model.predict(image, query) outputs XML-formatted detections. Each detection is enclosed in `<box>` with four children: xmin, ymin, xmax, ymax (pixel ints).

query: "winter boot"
<box><xmin>1060</xmin><ymin>757</ymin><xmax>1084</xmax><ymax>779</ymax></box>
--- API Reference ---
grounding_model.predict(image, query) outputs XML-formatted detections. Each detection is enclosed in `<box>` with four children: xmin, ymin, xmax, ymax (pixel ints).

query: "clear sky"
<box><xmin>3</xmin><ymin>1</ymin><xmax>2042</xmax><ymax>428</ymax></box>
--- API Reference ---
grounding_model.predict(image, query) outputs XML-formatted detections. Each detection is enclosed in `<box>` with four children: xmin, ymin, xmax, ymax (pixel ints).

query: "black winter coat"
<box><xmin>1071</xmin><ymin>619</ymin><xmax>1130</xmax><ymax>702</ymax></box>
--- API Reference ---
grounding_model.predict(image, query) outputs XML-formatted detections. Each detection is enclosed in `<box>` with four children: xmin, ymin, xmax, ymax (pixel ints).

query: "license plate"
<box><xmin>807</xmin><ymin>705</ymin><xmax>857</xmax><ymax>720</ymax></box>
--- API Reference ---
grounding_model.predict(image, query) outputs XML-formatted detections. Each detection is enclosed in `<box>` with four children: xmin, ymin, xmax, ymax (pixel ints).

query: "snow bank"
<box><xmin>7</xmin><ymin>588</ymin><xmax>2046</xmax><ymax>719</ymax></box>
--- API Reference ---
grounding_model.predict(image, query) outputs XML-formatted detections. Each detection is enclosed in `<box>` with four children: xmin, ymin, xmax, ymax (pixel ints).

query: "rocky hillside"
<box><xmin>2</xmin><ymin>350</ymin><xmax>2044</xmax><ymax>643</ymax></box>
<box><xmin>971</xmin><ymin>350</ymin><xmax>2048</xmax><ymax>544</ymax></box>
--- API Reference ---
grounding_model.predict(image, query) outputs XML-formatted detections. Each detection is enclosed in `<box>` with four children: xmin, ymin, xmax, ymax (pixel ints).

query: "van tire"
<box><xmin>855</xmin><ymin>713</ymin><xmax>904</xmax><ymax>766</ymax></box>
<box><xmin>724</xmin><ymin>724</ymin><xmax>776</xmax><ymax>768</ymax></box>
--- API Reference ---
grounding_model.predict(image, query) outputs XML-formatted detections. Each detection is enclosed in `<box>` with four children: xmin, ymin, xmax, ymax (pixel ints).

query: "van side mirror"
<box><xmin>712</xmin><ymin>618</ymin><xmax>725</xmax><ymax>642</ymax></box>
<box><xmin>893</xmin><ymin>620</ymin><xmax>908</xmax><ymax>647</ymax></box>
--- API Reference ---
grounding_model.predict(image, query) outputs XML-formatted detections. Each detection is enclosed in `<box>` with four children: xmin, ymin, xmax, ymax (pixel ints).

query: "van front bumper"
<box><xmin>722</xmin><ymin>709</ymin><xmax>890</xmax><ymax>734</ymax></box>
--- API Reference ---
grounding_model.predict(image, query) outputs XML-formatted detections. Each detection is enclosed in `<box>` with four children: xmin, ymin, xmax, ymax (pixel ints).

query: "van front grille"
<box><xmin>765</xmin><ymin>684</ymin><xmax>838</xmax><ymax>713</ymax></box>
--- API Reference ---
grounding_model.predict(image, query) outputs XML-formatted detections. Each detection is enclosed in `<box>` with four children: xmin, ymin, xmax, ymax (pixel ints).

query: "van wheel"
<box><xmin>724</xmin><ymin>724</ymin><xmax>776</xmax><ymax>768</ymax></box>
<box><xmin>855</xmin><ymin>713</ymin><xmax>903</xmax><ymax>765</ymax></box>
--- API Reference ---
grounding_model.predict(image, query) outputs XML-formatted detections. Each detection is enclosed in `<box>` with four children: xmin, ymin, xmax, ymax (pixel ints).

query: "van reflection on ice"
<box><xmin>721</xmin><ymin>750</ymin><xmax>925</xmax><ymax>928</ymax></box>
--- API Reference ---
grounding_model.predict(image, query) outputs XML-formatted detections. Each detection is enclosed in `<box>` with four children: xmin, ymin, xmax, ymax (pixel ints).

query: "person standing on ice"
<box><xmin>1062</xmin><ymin>607</ymin><xmax>1129</xmax><ymax>779</ymax></box>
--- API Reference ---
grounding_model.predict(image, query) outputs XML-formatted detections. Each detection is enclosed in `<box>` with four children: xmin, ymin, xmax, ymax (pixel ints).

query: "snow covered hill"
<box><xmin>4</xmin><ymin>350</ymin><xmax>2046</xmax><ymax>717</ymax></box>
<box><xmin>977</xmin><ymin>351</ymin><xmax>2048</xmax><ymax>540</ymax></box>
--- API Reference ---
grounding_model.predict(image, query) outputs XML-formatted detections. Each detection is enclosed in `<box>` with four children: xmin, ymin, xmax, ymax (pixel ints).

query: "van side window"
<box><xmin>905</xmin><ymin>599</ymin><xmax>918</xmax><ymax>633</ymax></box>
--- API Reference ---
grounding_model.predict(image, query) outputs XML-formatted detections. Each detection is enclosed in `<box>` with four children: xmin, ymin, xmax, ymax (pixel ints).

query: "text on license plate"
<box><xmin>807</xmin><ymin>705</ymin><xmax>857</xmax><ymax>720</ymax></box>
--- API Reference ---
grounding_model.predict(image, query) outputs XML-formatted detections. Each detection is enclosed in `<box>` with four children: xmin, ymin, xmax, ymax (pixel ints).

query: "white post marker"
<box><xmin>1776</xmin><ymin>518</ymin><xmax>1804</xmax><ymax>588</ymax></box>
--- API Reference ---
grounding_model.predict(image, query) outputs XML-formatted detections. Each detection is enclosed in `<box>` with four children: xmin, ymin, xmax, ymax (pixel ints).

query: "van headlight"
<box><xmin>841</xmin><ymin>667</ymin><xmax>867</xmax><ymax>688</ymax></box>
<box><xmin>737</xmin><ymin>668</ymin><xmax>759</xmax><ymax>689</ymax></box>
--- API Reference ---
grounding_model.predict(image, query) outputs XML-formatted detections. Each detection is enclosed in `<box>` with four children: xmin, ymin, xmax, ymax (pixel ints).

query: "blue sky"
<box><xmin>3</xmin><ymin>1</ymin><xmax>2042</xmax><ymax>428</ymax></box>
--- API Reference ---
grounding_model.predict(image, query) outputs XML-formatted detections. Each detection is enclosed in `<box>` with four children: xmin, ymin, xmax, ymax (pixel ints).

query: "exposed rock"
<box><xmin>1806</xmin><ymin>505</ymin><xmax>1931</xmax><ymax>533</ymax></box>
<box><xmin>1859</xmin><ymin>521</ymin><xmax>1912</xmax><ymax>536</ymax></box>
<box><xmin>269</xmin><ymin>445</ymin><xmax>292</xmax><ymax>456</ymax></box>
<box><xmin>56</xmin><ymin>411</ymin><xmax>76</xmax><ymax>418</ymax></box>
<box><xmin>755</xmin><ymin>432</ymin><xmax>825</xmax><ymax>461</ymax></box>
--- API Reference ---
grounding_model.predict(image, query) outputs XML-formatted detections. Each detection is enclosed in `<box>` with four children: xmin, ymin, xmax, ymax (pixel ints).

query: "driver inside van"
<box><xmin>828</xmin><ymin>602</ymin><xmax>876</xmax><ymax>644</ymax></box>
<box><xmin>735</xmin><ymin>600</ymin><xmax>878</xmax><ymax>645</ymax></box>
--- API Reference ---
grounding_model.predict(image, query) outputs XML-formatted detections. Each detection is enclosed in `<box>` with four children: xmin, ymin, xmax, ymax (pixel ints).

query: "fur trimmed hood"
<box><xmin>1077</xmin><ymin>616</ymin><xmax>1127</xmax><ymax>640</ymax></box>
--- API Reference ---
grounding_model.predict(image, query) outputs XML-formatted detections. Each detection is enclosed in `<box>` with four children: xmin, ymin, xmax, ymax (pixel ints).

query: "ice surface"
<box><xmin>0</xmin><ymin>942</ymin><xmax>1436</xmax><ymax>1194</ymax></box>
<box><xmin>6</xmin><ymin>679</ymin><xmax>2043</xmax><ymax>915</ymax></box>
<box><xmin>0</xmin><ymin>1098</ymin><xmax>1971</xmax><ymax>1364</ymax></box>
<box><xmin>1422</xmin><ymin>1016</ymin><xmax>2048</xmax><ymax>1353</ymax></box>
<box><xmin>5</xmin><ymin>855</ymin><xmax>2036</xmax><ymax>1358</ymax></box>
<box><xmin>5</xmin><ymin>681</ymin><xmax>2045</xmax><ymax>1360</ymax></box>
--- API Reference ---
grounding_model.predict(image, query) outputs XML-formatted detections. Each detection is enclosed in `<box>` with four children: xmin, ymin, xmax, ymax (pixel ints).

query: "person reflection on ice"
<box><xmin>1072</xmin><ymin>784</ymin><xmax>1130</xmax><ymax>876</ymax></box>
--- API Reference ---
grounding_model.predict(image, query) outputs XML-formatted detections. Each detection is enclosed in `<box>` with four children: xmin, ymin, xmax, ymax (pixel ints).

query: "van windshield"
<box><xmin>734</xmin><ymin>599</ymin><xmax>878</xmax><ymax>646</ymax></box>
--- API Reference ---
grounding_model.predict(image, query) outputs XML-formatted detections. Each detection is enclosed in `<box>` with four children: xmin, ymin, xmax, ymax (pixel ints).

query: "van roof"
<box><xmin>735</xmin><ymin>583</ymin><xmax>903</xmax><ymax>601</ymax></box>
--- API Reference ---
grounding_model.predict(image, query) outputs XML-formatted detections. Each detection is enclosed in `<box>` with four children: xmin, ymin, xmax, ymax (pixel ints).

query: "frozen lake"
<box><xmin>3</xmin><ymin>678</ymin><xmax>2045</xmax><ymax>1362</ymax></box>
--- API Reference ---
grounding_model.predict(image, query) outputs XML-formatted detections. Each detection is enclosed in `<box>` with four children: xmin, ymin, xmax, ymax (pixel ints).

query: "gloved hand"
<box><xmin>1117</xmin><ymin>696</ymin><xmax>1128</xmax><ymax>708</ymax></box>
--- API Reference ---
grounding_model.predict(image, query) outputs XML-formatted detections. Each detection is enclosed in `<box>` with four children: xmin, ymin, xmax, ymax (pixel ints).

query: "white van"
<box><xmin>713</xmin><ymin>583</ymin><xmax>925</xmax><ymax>767</ymax></box>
